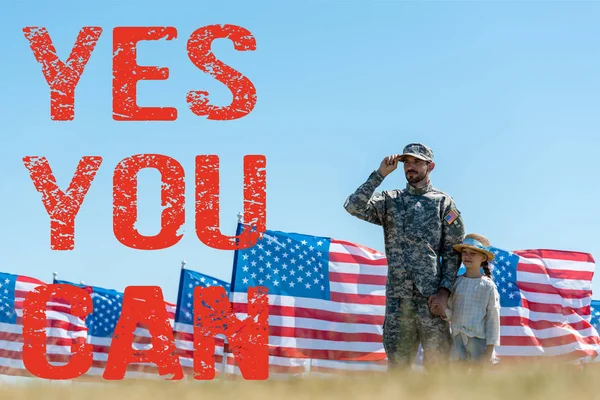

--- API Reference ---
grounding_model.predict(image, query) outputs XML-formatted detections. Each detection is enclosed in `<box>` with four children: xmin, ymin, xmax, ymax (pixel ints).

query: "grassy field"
<box><xmin>1</xmin><ymin>364</ymin><xmax>599</xmax><ymax>400</ymax></box>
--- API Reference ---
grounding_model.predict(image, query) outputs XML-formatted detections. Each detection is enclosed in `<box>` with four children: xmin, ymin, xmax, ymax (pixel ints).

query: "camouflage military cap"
<box><xmin>398</xmin><ymin>143</ymin><xmax>434</xmax><ymax>162</ymax></box>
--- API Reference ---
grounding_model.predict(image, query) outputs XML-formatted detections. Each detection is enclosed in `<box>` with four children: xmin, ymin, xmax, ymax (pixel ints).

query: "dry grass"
<box><xmin>0</xmin><ymin>364</ymin><xmax>599</xmax><ymax>400</ymax></box>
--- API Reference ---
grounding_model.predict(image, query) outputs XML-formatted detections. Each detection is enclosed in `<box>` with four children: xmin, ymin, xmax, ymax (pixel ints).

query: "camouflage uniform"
<box><xmin>343</xmin><ymin>144</ymin><xmax>465</xmax><ymax>369</ymax></box>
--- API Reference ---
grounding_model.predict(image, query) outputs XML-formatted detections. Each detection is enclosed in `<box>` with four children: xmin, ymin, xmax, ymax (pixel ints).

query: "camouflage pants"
<box><xmin>383</xmin><ymin>287</ymin><xmax>452</xmax><ymax>369</ymax></box>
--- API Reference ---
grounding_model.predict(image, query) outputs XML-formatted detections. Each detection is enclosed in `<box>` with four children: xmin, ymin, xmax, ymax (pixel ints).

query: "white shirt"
<box><xmin>444</xmin><ymin>274</ymin><xmax>501</xmax><ymax>346</ymax></box>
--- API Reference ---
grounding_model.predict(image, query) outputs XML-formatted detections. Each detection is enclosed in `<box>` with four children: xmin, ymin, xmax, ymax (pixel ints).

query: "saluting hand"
<box><xmin>378</xmin><ymin>154</ymin><xmax>402</xmax><ymax>177</ymax></box>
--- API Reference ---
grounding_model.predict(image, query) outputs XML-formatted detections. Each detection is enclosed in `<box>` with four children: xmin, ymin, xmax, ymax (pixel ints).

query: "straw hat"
<box><xmin>452</xmin><ymin>233</ymin><xmax>495</xmax><ymax>262</ymax></box>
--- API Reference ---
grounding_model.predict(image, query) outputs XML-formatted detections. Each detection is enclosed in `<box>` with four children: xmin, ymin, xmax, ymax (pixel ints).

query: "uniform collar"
<box><xmin>406</xmin><ymin>181</ymin><xmax>433</xmax><ymax>195</ymax></box>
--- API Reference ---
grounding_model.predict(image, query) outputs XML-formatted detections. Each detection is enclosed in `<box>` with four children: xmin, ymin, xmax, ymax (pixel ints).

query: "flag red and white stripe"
<box><xmin>0</xmin><ymin>275</ymin><xmax>88</xmax><ymax>378</ymax></box>
<box><xmin>494</xmin><ymin>249</ymin><xmax>600</xmax><ymax>361</ymax></box>
<box><xmin>172</xmin><ymin>320</ymin><xmax>227</xmax><ymax>377</ymax></box>
<box><xmin>230</xmin><ymin>237</ymin><xmax>388</xmax><ymax>370</ymax></box>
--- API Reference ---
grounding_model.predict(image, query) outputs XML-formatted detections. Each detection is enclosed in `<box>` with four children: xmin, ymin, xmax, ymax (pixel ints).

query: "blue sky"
<box><xmin>1</xmin><ymin>0</ymin><xmax>599</xmax><ymax>303</ymax></box>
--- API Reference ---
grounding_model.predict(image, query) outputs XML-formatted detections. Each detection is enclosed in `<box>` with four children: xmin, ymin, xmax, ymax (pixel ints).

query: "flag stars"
<box><xmin>236</xmin><ymin>233</ymin><xmax>330</xmax><ymax>301</ymax></box>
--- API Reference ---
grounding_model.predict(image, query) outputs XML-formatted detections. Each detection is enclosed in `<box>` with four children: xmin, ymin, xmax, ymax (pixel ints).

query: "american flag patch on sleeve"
<box><xmin>444</xmin><ymin>209</ymin><xmax>459</xmax><ymax>224</ymax></box>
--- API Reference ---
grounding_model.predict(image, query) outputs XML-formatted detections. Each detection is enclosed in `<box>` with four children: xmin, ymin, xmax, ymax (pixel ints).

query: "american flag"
<box><xmin>173</xmin><ymin>268</ymin><xmax>231</xmax><ymax>377</ymax></box>
<box><xmin>490</xmin><ymin>248</ymin><xmax>600</xmax><ymax>361</ymax></box>
<box><xmin>229</xmin><ymin>224</ymin><xmax>388</xmax><ymax>374</ymax></box>
<box><xmin>0</xmin><ymin>272</ymin><xmax>88</xmax><ymax>377</ymax></box>
<box><xmin>173</xmin><ymin>268</ymin><xmax>316</xmax><ymax>379</ymax></box>
<box><xmin>54</xmin><ymin>279</ymin><xmax>179</xmax><ymax>379</ymax></box>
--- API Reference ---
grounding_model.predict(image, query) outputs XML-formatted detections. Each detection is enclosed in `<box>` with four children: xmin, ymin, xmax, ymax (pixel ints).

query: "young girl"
<box><xmin>434</xmin><ymin>233</ymin><xmax>501</xmax><ymax>364</ymax></box>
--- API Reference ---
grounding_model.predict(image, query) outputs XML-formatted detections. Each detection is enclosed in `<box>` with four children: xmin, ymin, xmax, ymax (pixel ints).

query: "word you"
<box><xmin>23</xmin><ymin>154</ymin><xmax>266</xmax><ymax>251</ymax></box>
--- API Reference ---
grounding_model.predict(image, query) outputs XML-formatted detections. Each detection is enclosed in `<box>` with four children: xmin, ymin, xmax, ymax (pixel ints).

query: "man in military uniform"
<box><xmin>343</xmin><ymin>143</ymin><xmax>465</xmax><ymax>369</ymax></box>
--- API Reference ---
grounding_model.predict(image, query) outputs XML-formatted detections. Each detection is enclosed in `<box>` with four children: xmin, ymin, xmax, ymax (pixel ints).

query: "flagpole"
<box><xmin>173</xmin><ymin>260</ymin><xmax>187</xmax><ymax>334</ymax></box>
<box><xmin>229</xmin><ymin>212</ymin><xmax>244</xmax><ymax>295</ymax></box>
<box><xmin>219</xmin><ymin>213</ymin><xmax>244</xmax><ymax>381</ymax></box>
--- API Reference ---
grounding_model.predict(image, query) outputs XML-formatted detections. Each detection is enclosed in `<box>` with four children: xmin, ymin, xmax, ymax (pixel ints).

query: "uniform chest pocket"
<box><xmin>404</xmin><ymin>198</ymin><xmax>442</xmax><ymax>248</ymax></box>
<box><xmin>386</xmin><ymin>196</ymin><xmax>405</xmax><ymax>234</ymax></box>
